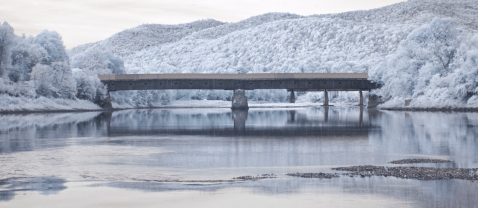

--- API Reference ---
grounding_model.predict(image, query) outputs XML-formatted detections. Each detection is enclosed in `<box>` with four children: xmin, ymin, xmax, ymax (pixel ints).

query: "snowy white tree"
<box><xmin>9</xmin><ymin>36</ymin><xmax>49</xmax><ymax>82</ymax></box>
<box><xmin>72</xmin><ymin>68</ymin><xmax>107</xmax><ymax>105</ymax></box>
<box><xmin>0</xmin><ymin>22</ymin><xmax>15</xmax><ymax>78</ymax></box>
<box><xmin>71</xmin><ymin>47</ymin><xmax>125</xmax><ymax>75</ymax></box>
<box><xmin>31</xmin><ymin>64</ymin><xmax>57</xmax><ymax>97</ymax></box>
<box><xmin>34</xmin><ymin>30</ymin><xmax>69</xmax><ymax>64</ymax></box>
<box><xmin>69</xmin><ymin>47</ymin><xmax>126</xmax><ymax>106</ymax></box>
<box><xmin>3</xmin><ymin>0</ymin><xmax>478</xmax><ymax>111</ymax></box>
<box><xmin>32</xmin><ymin>62</ymin><xmax>76</xmax><ymax>99</ymax></box>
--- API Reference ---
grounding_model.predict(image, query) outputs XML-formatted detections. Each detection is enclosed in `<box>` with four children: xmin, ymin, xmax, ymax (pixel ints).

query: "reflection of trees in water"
<box><xmin>0</xmin><ymin>177</ymin><xmax>67</xmax><ymax>202</ymax></box>
<box><xmin>4</xmin><ymin>109</ymin><xmax>478</xmax><ymax>164</ymax></box>
<box><xmin>0</xmin><ymin>190</ymin><xmax>15</xmax><ymax>201</ymax></box>
<box><xmin>368</xmin><ymin>111</ymin><xmax>478</xmax><ymax>168</ymax></box>
<box><xmin>339</xmin><ymin>177</ymin><xmax>478</xmax><ymax>208</ymax></box>
<box><xmin>108</xmin><ymin>107</ymin><xmax>369</xmax><ymax>130</ymax></box>
<box><xmin>105</xmin><ymin>108</ymin><xmax>372</xmax><ymax>137</ymax></box>
<box><xmin>94</xmin><ymin>177</ymin><xmax>478</xmax><ymax>208</ymax></box>
<box><xmin>0</xmin><ymin>112</ymin><xmax>107</xmax><ymax>153</ymax></box>
<box><xmin>2</xmin><ymin>109</ymin><xmax>478</xmax><ymax>166</ymax></box>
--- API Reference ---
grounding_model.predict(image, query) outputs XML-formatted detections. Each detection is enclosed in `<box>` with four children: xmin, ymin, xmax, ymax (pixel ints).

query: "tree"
<box><xmin>50</xmin><ymin>61</ymin><xmax>76</xmax><ymax>98</ymax></box>
<box><xmin>70</xmin><ymin>47</ymin><xmax>125</xmax><ymax>75</ymax></box>
<box><xmin>32</xmin><ymin>61</ymin><xmax>76</xmax><ymax>99</ymax></box>
<box><xmin>9</xmin><ymin>38</ymin><xmax>49</xmax><ymax>82</ymax></box>
<box><xmin>0</xmin><ymin>22</ymin><xmax>16</xmax><ymax>77</ymax></box>
<box><xmin>34</xmin><ymin>30</ymin><xmax>69</xmax><ymax>64</ymax></box>
<box><xmin>32</xmin><ymin>64</ymin><xmax>58</xmax><ymax>97</ymax></box>
<box><xmin>72</xmin><ymin>68</ymin><xmax>107</xmax><ymax>105</ymax></box>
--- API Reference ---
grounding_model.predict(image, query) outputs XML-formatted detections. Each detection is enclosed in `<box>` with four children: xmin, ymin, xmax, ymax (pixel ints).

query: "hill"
<box><xmin>69</xmin><ymin>0</ymin><xmax>478</xmax><ymax>108</ymax></box>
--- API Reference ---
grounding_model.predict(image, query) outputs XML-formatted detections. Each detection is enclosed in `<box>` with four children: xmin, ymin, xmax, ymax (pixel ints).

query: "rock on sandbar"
<box><xmin>389</xmin><ymin>159</ymin><xmax>453</xmax><ymax>164</ymax></box>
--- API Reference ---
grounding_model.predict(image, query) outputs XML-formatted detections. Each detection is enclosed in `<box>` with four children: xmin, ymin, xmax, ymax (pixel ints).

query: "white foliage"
<box><xmin>374</xmin><ymin>18</ymin><xmax>478</xmax><ymax>107</ymax></box>
<box><xmin>9</xmin><ymin>36</ymin><xmax>50</xmax><ymax>82</ymax></box>
<box><xmin>68</xmin><ymin>19</ymin><xmax>225</xmax><ymax>58</ymax></box>
<box><xmin>88</xmin><ymin>0</ymin><xmax>473</xmax><ymax>107</ymax></box>
<box><xmin>318</xmin><ymin>0</ymin><xmax>478</xmax><ymax>30</ymax></box>
<box><xmin>0</xmin><ymin>94</ymin><xmax>100</xmax><ymax>112</ymax></box>
<box><xmin>32</xmin><ymin>62</ymin><xmax>76</xmax><ymax>99</ymax></box>
<box><xmin>4</xmin><ymin>0</ymin><xmax>478</xmax><ymax>111</ymax></box>
<box><xmin>71</xmin><ymin>47</ymin><xmax>125</xmax><ymax>75</ymax></box>
<box><xmin>0</xmin><ymin>22</ymin><xmax>16</xmax><ymax>78</ymax></box>
<box><xmin>0</xmin><ymin>25</ymin><xmax>104</xmax><ymax>111</ymax></box>
<box><xmin>72</xmin><ymin>68</ymin><xmax>106</xmax><ymax>102</ymax></box>
<box><xmin>33</xmin><ymin>30</ymin><xmax>69</xmax><ymax>64</ymax></box>
<box><xmin>184</xmin><ymin>13</ymin><xmax>302</xmax><ymax>41</ymax></box>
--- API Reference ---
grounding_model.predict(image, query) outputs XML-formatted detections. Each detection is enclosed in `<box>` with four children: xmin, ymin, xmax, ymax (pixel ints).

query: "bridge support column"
<box><xmin>103</xmin><ymin>91</ymin><xmax>113</xmax><ymax>110</ymax></box>
<box><xmin>232</xmin><ymin>89</ymin><xmax>248</xmax><ymax>109</ymax></box>
<box><xmin>358</xmin><ymin>90</ymin><xmax>364</xmax><ymax>106</ymax></box>
<box><xmin>290</xmin><ymin>89</ymin><xmax>295</xmax><ymax>103</ymax></box>
<box><xmin>322</xmin><ymin>89</ymin><xmax>332</xmax><ymax>106</ymax></box>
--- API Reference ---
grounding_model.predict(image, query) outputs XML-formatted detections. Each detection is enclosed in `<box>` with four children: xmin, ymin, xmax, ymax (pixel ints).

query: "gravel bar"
<box><xmin>233</xmin><ymin>174</ymin><xmax>277</xmax><ymax>181</ymax></box>
<box><xmin>389</xmin><ymin>159</ymin><xmax>453</xmax><ymax>164</ymax></box>
<box><xmin>286</xmin><ymin>172</ymin><xmax>339</xmax><ymax>179</ymax></box>
<box><xmin>333</xmin><ymin>165</ymin><xmax>478</xmax><ymax>181</ymax></box>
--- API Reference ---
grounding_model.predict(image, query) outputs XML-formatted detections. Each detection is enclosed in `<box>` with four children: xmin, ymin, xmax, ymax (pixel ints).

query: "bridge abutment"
<box><xmin>367</xmin><ymin>94</ymin><xmax>385</xmax><ymax>108</ymax></box>
<box><xmin>232</xmin><ymin>89</ymin><xmax>248</xmax><ymax>109</ymax></box>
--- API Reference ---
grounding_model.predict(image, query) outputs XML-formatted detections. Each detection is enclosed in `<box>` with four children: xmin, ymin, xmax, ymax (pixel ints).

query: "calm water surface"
<box><xmin>1</xmin><ymin>107</ymin><xmax>477</xmax><ymax>207</ymax></box>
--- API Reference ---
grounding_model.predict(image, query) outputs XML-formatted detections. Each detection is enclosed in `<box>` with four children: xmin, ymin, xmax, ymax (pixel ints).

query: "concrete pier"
<box><xmin>358</xmin><ymin>90</ymin><xmax>364</xmax><ymax>106</ymax></box>
<box><xmin>231</xmin><ymin>89</ymin><xmax>248</xmax><ymax>109</ymax></box>
<box><xmin>290</xmin><ymin>90</ymin><xmax>295</xmax><ymax>103</ymax></box>
<box><xmin>322</xmin><ymin>89</ymin><xmax>333</xmax><ymax>106</ymax></box>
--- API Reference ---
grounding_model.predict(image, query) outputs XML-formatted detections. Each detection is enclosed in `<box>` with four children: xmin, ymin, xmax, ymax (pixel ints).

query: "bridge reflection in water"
<box><xmin>104</xmin><ymin>107</ymin><xmax>376</xmax><ymax>138</ymax></box>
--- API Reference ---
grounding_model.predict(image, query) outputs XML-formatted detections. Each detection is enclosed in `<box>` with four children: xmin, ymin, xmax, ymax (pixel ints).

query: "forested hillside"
<box><xmin>1</xmin><ymin>0</ymin><xmax>478</xmax><ymax>111</ymax></box>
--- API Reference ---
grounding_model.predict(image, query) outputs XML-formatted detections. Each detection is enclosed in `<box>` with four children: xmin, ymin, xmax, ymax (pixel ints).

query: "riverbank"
<box><xmin>0</xmin><ymin>94</ymin><xmax>101</xmax><ymax>113</ymax></box>
<box><xmin>2</xmin><ymin>97</ymin><xmax>478</xmax><ymax>114</ymax></box>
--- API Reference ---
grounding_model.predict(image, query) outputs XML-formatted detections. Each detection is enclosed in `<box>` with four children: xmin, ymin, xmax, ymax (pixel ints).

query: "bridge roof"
<box><xmin>98</xmin><ymin>73</ymin><xmax>368</xmax><ymax>81</ymax></box>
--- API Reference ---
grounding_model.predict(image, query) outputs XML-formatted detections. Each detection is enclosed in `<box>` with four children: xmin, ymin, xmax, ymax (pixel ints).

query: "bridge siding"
<box><xmin>103</xmin><ymin>78</ymin><xmax>376</xmax><ymax>91</ymax></box>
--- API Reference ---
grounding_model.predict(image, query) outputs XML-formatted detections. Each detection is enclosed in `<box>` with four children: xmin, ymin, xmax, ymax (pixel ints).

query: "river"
<box><xmin>1</xmin><ymin>107</ymin><xmax>477</xmax><ymax>207</ymax></box>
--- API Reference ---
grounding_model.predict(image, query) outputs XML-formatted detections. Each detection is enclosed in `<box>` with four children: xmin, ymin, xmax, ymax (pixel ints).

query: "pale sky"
<box><xmin>1</xmin><ymin>0</ymin><xmax>405</xmax><ymax>49</ymax></box>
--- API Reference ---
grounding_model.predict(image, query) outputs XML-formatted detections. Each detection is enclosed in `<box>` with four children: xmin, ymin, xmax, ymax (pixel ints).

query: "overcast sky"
<box><xmin>1</xmin><ymin>0</ymin><xmax>405</xmax><ymax>49</ymax></box>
